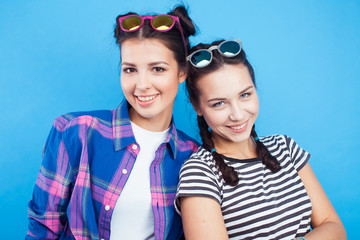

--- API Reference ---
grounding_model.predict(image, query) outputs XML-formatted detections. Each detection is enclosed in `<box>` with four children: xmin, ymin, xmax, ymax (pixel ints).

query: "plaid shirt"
<box><xmin>26</xmin><ymin>100</ymin><xmax>198</xmax><ymax>240</ymax></box>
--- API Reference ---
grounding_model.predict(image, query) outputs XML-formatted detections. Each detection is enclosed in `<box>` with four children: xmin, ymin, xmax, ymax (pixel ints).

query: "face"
<box><xmin>194</xmin><ymin>64</ymin><xmax>259</xmax><ymax>147</ymax></box>
<box><xmin>120</xmin><ymin>38</ymin><xmax>186</xmax><ymax>131</ymax></box>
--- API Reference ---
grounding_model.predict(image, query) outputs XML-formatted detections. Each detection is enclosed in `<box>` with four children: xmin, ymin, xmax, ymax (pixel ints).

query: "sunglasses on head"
<box><xmin>118</xmin><ymin>14</ymin><xmax>187</xmax><ymax>54</ymax></box>
<box><xmin>186</xmin><ymin>39</ymin><xmax>242</xmax><ymax>68</ymax></box>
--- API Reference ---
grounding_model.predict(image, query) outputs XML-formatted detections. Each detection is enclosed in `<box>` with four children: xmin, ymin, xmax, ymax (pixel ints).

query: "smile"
<box><xmin>135</xmin><ymin>94</ymin><xmax>159</xmax><ymax>106</ymax></box>
<box><xmin>137</xmin><ymin>94</ymin><xmax>158</xmax><ymax>102</ymax></box>
<box><xmin>228</xmin><ymin>121</ymin><xmax>248</xmax><ymax>132</ymax></box>
<box><xmin>231</xmin><ymin>122</ymin><xmax>246</xmax><ymax>130</ymax></box>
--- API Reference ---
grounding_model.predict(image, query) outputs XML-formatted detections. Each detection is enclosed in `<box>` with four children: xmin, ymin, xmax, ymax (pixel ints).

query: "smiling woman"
<box><xmin>120</xmin><ymin>38</ymin><xmax>187</xmax><ymax>132</ymax></box>
<box><xmin>25</xmin><ymin>5</ymin><xmax>198</xmax><ymax>240</ymax></box>
<box><xmin>193</xmin><ymin>64</ymin><xmax>259</xmax><ymax>152</ymax></box>
<box><xmin>175</xmin><ymin>39</ymin><xmax>346</xmax><ymax>240</ymax></box>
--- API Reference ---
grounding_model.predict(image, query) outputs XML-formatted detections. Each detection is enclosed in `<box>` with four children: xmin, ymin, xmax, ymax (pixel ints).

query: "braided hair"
<box><xmin>187</xmin><ymin>40</ymin><xmax>281</xmax><ymax>186</ymax></box>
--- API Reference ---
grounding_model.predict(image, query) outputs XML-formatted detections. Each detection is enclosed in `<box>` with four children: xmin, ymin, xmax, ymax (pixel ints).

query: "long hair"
<box><xmin>187</xmin><ymin>40</ymin><xmax>281</xmax><ymax>186</ymax></box>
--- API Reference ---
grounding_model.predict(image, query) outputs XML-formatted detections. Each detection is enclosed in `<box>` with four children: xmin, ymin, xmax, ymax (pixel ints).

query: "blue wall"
<box><xmin>1</xmin><ymin>0</ymin><xmax>359</xmax><ymax>238</ymax></box>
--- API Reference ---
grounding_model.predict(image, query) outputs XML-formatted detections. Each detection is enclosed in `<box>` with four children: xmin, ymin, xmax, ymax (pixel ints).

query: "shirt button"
<box><xmin>122</xmin><ymin>169</ymin><xmax>128</xmax><ymax>174</ymax></box>
<box><xmin>105</xmin><ymin>205</ymin><xmax>110</xmax><ymax>211</ymax></box>
<box><xmin>132</xmin><ymin>144</ymin><xmax>137</xmax><ymax>150</ymax></box>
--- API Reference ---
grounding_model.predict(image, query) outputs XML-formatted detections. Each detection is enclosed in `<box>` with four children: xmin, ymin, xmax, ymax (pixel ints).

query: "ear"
<box><xmin>190</xmin><ymin>99</ymin><xmax>203</xmax><ymax>116</ymax></box>
<box><xmin>178</xmin><ymin>70</ymin><xmax>187</xmax><ymax>84</ymax></box>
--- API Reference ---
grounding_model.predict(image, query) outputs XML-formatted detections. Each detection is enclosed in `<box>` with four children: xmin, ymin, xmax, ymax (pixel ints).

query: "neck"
<box><xmin>213</xmin><ymin>136</ymin><xmax>257</xmax><ymax>160</ymax></box>
<box><xmin>129</xmin><ymin>107</ymin><xmax>172</xmax><ymax>132</ymax></box>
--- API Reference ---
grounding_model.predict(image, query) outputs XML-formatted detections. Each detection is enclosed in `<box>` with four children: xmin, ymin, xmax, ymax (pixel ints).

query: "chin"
<box><xmin>226</xmin><ymin>132</ymin><xmax>252</xmax><ymax>144</ymax></box>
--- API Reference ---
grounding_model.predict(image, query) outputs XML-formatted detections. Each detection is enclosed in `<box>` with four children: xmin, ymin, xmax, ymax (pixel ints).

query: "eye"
<box><xmin>240</xmin><ymin>92</ymin><xmax>250</xmax><ymax>99</ymax></box>
<box><xmin>212</xmin><ymin>101</ymin><xmax>224</xmax><ymax>107</ymax></box>
<box><xmin>153</xmin><ymin>67</ymin><xmax>165</xmax><ymax>73</ymax></box>
<box><xmin>122</xmin><ymin>67</ymin><xmax>136</xmax><ymax>74</ymax></box>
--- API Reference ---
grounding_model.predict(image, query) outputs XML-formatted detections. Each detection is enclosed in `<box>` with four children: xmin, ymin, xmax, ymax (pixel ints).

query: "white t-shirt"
<box><xmin>110</xmin><ymin>122</ymin><xmax>169</xmax><ymax>240</ymax></box>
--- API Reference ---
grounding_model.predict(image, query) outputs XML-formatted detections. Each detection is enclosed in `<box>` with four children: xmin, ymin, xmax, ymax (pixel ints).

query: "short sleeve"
<box><xmin>284</xmin><ymin>135</ymin><xmax>311</xmax><ymax>172</ymax></box>
<box><xmin>175</xmin><ymin>157</ymin><xmax>222</xmax><ymax>214</ymax></box>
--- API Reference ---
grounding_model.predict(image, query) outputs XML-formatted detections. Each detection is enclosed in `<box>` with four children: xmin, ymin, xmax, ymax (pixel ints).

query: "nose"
<box><xmin>136</xmin><ymin>72</ymin><xmax>151</xmax><ymax>91</ymax></box>
<box><xmin>229</xmin><ymin>102</ymin><xmax>245</xmax><ymax>121</ymax></box>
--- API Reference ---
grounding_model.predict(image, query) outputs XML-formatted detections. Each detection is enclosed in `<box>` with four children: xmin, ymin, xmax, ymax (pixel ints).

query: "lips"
<box><xmin>227</xmin><ymin>120</ymin><xmax>248</xmax><ymax>133</ymax></box>
<box><xmin>135</xmin><ymin>94</ymin><xmax>159</xmax><ymax>106</ymax></box>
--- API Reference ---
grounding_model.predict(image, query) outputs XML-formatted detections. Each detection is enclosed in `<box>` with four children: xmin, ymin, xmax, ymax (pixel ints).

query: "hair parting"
<box><xmin>113</xmin><ymin>5</ymin><xmax>197</xmax><ymax>70</ymax></box>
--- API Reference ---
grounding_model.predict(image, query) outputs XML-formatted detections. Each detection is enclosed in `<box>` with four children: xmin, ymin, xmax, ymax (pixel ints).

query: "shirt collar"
<box><xmin>164</xmin><ymin>119</ymin><xmax>179</xmax><ymax>159</ymax></box>
<box><xmin>112</xmin><ymin>100</ymin><xmax>179</xmax><ymax>158</ymax></box>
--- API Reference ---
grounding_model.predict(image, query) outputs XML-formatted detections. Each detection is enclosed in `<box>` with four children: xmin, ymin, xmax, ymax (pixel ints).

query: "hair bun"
<box><xmin>169</xmin><ymin>5</ymin><xmax>197</xmax><ymax>37</ymax></box>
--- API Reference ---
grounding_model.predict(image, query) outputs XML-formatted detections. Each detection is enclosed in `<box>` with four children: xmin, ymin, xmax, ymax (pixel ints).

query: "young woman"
<box><xmin>26</xmin><ymin>6</ymin><xmax>198</xmax><ymax>240</ymax></box>
<box><xmin>175</xmin><ymin>39</ymin><xmax>346</xmax><ymax>240</ymax></box>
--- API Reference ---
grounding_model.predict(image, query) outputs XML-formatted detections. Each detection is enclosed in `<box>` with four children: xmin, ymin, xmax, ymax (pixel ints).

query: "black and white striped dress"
<box><xmin>175</xmin><ymin>135</ymin><xmax>312</xmax><ymax>240</ymax></box>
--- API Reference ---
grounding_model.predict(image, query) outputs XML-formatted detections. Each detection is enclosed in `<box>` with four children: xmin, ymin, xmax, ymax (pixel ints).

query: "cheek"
<box><xmin>249</xmin><ymin>103</ymin><xmax>259</xmax><ymax>114</ymax></box>
<box><xmin>203</xmin><ymin>110</ymin><xmax>226</xmax><ymax>128</ymax></box>
<box><xmin>247</xmin><ymin>97</ymin><xmax>260</xmax><ymax>115</ymax></box>
<box><xmin>160</xmin><ymin>78</ymin><xmax>179</xmax><ymax>94</ymax></box>
<box><xmin>120</xmin><ymin>77</ymin><xmax>133</xmax><ymax>92</ymax></box>
<box><xmin>253</xmin><ymin>100</ymin><xmax>260</xmax><ymax>114</ymax></box>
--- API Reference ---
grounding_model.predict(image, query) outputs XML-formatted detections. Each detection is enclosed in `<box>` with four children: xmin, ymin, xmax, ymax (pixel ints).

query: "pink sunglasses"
<box><xmin>118</xmin><ymin>14</ymin><xmax>187</xmax><ymax>55</ymax></box>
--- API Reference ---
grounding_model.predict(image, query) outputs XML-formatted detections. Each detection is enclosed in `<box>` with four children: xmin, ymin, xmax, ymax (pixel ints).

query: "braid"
<box><xmin>251</xmin><ymin>125</ymin><xmax>281</xmax><ymax>172</ymax></box>
<box><xmin>197</xmin><ymin>116</ymin><xmax>239</xmax><ymax>186</ymax></box>
<box><xmin>197</xmin><ymin>116</ymin><xmax>212</xmax><ymax>150</ymax></box>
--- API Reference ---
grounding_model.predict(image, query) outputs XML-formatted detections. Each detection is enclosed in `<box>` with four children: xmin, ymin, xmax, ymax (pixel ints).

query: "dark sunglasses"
<box><xmin>186</xmin><ymin>39</ymin><xmax>242</xmax><ymax>68</ymax></box>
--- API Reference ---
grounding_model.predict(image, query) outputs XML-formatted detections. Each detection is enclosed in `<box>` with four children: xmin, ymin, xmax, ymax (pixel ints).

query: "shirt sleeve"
<box><xmin>175</xmin><ymin>157</ymin><xmax>222</xmax><ymax>214</ymax></box>
<box><xmin>284</xmin><ymin>135</ymin><xmax>311</xmax><ymax>172</ymax></box>
<box><xmin>26</xmin><ymin>117</ymin><xmax>74</xmax><ymax>239</ymax></box>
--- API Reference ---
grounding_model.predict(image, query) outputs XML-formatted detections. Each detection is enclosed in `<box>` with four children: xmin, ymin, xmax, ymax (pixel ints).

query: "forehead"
<box><xmin>120</xmin><ymin>38</ymin><xmax>175</xmax><ymax>62</ymax></box>
<box><xmin>197</xmin><ymin>64</ymin><xmax>254</xmax><ymax>97</ymax></box>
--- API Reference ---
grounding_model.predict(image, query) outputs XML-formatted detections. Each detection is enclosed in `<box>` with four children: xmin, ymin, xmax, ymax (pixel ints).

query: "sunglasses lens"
<box><xmin>219</xmin><ymin>40</ymin><xmax>241</xmax><ymax>57</ymax></box>
<box><xmin>152</xmin><ymin>15</ymin><xmax>174</xmax><ymax>31</ymax></box>
<box><xmin>190</xmin><ymin>50</ymin><xmax>212</xmax><ymax>68</ymax></box>
<box><xmin>122</xmin><ymin>16</ymin><xmax>142</xmax><ymax>31</ymax></box>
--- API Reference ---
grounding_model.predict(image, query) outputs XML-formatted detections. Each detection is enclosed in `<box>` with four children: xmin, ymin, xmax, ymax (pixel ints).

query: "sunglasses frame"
<box><xmin>118</xmin><ymin>14</ymin><xmax>187</xmax><ymax>55</ymax></box>
<box><xmin>186</xmin><ymin>39</ymin><xmax>242</xmax><ymax>68</ymax></box>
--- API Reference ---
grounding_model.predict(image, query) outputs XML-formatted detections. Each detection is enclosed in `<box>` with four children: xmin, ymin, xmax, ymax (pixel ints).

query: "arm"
<box><xmin>26</xmin><ymin>118</ymin><xmax>74</xmax><ymax>239</ymax></box>
<box><xmin>181</xmin><ymin>196</ymin><xmax>228</xmax><ymax>240</ymax></box>
<box><xmin>298</xmin><ymin>163</ymin><xmax>346</xmax><ymax>240</ymax></box>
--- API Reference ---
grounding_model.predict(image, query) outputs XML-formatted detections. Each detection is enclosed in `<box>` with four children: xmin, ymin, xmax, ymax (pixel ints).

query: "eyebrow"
<box><xmin>121</xmin><ymin>61</ymin><xmax>169</xmax><ymax>67</ymax></box>
<box><xmin>207</xmin><ymin>86</ymin><xmax>254</xmax><ymax>103</ymax></box>
<box><xmin>121</xmin><ymin>62</ymin><xmax>135</xmax><ymax>67</ymax></box>
<box><xmin>149</xmin><ymin>61</ymin><xmax>169</xmax><ymax>66</ymax></box>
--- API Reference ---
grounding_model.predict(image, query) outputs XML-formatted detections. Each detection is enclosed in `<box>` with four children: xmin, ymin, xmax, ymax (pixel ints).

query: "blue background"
<box><xmin>1</xmin><ymin>0</ymin><xmax>359</xmax><ymax>238</ymax></box>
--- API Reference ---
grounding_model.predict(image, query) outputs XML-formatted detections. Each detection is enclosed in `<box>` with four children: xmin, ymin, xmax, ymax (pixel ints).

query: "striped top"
<box><xmin>26</xmin><ymin>100</ymin><xmax>198</xmax><ymax>240</ymax></box>
<box><xmin>175</xmin><ymin>135</ymin><xmax>312</xmax><ymax>240</ymax></box>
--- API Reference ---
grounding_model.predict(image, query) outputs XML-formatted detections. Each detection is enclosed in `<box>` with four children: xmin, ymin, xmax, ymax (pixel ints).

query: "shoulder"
<box><xmin>259</xmin><ymin>134</ymin><xmax>292</xmax><ymax>161</ymax></box>
<box><xmin>177</xmin><ymin>146</ymin><xmax>223</xmax><ymax>204</ymax></box>
<box><xmin>52</xmin><ymin>109</ymin><xmax>113</xmax><ymax>132</ymax></box>
<box><xmin>260</xmin><ymin>134</ymin><xmax>303</xmax><ymax>155</ymax></box>
<box><xmin>181</xmin><ymin>147</ymin><xmax>218</xmax><ymax>175</ymax></box>
<box><xmin>260</xmin><ymin>134</ymin><xmax>303</xmax><ymax>146</ymax></box>
<box><xmin>175</xmin><ymin>129</ymin><xmax>200</xmax><ymax>151</ymax></box>
<box><xmin>188</xmin><ymin>146</ymin><xmax>214</xmax><ymax>163</ymax></box>
<box><xmin>260</xmin><ymin>134</ymin><xmax>293</xmax><ymax>153</ymax></box>
<box><xmin>259</xmin><ymin>134</ymin><xmax>288</xmax><ymax>146</ymax></box>
<box><xmin>260</xmin><ymin>134</ymin><xmax>307</xmax><ymax>153</ymax></box>
<box><xmin>261</xmin><ymin>134</ymin><xmax>310</xmax><ymax>170</ymax></box>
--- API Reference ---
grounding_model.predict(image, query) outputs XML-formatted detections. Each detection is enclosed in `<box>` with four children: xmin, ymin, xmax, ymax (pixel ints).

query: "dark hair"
<box><xmin>187</xmin><ymin>40</ymin><xmax>281</xmax><ymax>186</ymax></box>
<box><xmin>114</xmin><ymin>6</ymin><xmax>196</xmax><ymax>71</ymax></box>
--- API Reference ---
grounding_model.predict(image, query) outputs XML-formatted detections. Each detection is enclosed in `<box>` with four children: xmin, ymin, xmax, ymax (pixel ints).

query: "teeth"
<box><xmin>230</xmin><ymin>122</ymin><xmax>246</xmax><ymax>130</ymax></box>
<box><xmin>138</xmin><ymin>95</ymin><xmax>156</xmax><ymax>102</ymax></box>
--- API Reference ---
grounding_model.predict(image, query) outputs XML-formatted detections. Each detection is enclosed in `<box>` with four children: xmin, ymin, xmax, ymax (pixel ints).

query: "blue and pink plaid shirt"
<box><xmin>26</xmin><ymin>100</ymin><xmax>198</xmax><ymax>240</ymax></box>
